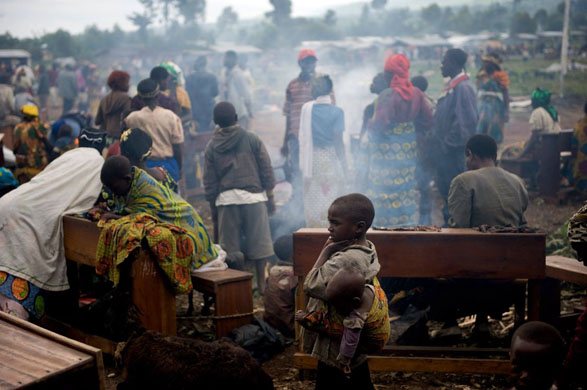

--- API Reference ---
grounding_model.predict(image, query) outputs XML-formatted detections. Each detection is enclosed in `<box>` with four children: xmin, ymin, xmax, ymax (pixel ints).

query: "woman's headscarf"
<box><xmin>531</xmin><ymin>88</ymin><xmax>558</xmax><ymax>122</ymax></box>
<box><xmin>120</xmin><ymin>128</ymin><xmax>152</xmax><ymax>163</ymax></box>
<box><xmin>160</xmin><ymin>61</ymin><xmax>185</xmax><ymax>86</ymax></box>
<box><xmin>568</xmin><ymin>204</ymin><xmax>587</xmax><ymax>243</ymax></box>
<box><xmin>384</xmin><ymin>54</ymin><xmax>414</xmax><ymax>100</ymax></box>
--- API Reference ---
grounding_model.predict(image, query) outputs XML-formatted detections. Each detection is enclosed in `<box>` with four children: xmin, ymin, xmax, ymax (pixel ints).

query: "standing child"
<box><xmin>302</xmin><ymin>193</ymin><xmax>382</xmax><ymax>390</ymax></box>
<box><xmin>204</xmin><ymin>101</ymin><xmax>276</xmax><ymax>292</ymax></box>
<box><xmin>296</xmin><ymin>266</ymin><xmax>389</xmax><ymax>378</ymax></box>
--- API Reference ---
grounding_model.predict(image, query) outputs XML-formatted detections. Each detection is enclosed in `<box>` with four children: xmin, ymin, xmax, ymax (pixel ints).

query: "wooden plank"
<box><xmin>63</xmin><ymin>216</ymin><xmax>100</xmax><ymax>267</ymax></box>
<box><xmin>546</xmin><ymin>256</ymin><xmax>587</xmax><ymax>285</ymax></box>
<box><xmin>293</xmin><ymin>353</ymin><xmax>511</xmax><ymax>374</ymax></box>
<box><xmin>293</xmin><ymin>228</ymin><xmax>545</xmax><ymax>279</ymax></box>
<box><xmin>0</xmin><ymin>312</ymin><xmax>105</xmax><ymax>390</ymax></box>
<box><xmin>192</xmin><ymin>269</ymin><xmax>253</xmax><ymax>291</ymax></box>
<box><xmin>41</xmin><ymin>316</ymin><xmax>118</xmax><ymax>356</ymax></box>
<box><xmin>380</xmin><ymin>345</ymin><xmax>508</xmax><ymax>357</ymax></box>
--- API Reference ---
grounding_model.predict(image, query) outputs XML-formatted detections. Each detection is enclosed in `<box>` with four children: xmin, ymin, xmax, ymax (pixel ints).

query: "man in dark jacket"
<box><xmin>433</xmin><ymin>48</ymin><xmax>478</xmax><ymax>224</ymax></box>
<box><xmin>204</xmin><ymin>102</ymin><xmax>275</xmax><ymax>292</ymax></box>
<box><xmin>186</xmin><ymin>56</ymin><xmax>218</xmax><ymax>133</ymax></box>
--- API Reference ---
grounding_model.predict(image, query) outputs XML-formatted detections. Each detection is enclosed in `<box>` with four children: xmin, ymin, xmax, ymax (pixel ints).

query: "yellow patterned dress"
<box><xmin>364</xmin><ymin>122</ymin><xmax>418</xmax><ymax>227</ymax></box>
<box><xmin>12</xmin><ymin>120</ymin><xmax>50</xmax><ymax>183</ymax></box>
<box><xmin>104</xmin><ymin>167</ymin><xmax>218</xmax><ymax>273</ymax></box>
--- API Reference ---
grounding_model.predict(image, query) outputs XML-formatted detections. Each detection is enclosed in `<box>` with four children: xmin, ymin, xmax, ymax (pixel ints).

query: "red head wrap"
<box><xmin>298</xmin><ymin>48</ymin><xmax>317</xmax><ymax>62</ymax></box>
<box><xmin>384</xmin><ymin>54</ymin><xmax>414</xmax><ymax>100</ymax></box>
<box><xmin>107</xmin><ymin>70</ymin><xmax>130</xmax><ymax>91</ymax></box>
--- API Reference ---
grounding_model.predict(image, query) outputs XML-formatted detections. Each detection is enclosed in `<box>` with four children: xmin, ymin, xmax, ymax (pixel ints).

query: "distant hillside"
<box><xmin>329</xmin><ymin>0</ymin><xmax>562</xmax><ymax>18</ymax></box>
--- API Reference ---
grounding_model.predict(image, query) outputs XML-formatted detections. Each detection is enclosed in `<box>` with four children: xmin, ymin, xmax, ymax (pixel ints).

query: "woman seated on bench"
<box><xmin>502</xmin><ymin>88</ymin><xmax>561</xmax><ymax>161</ymax></box>
<box><xmin>93</xmin><ymin>155</ymin><xmax>218</xmax><ymax>274</ymax></box>
<box><xmin>501</xmin><ymin>88</ymin><xmax>562</xmax><ymax>189</ymax></box>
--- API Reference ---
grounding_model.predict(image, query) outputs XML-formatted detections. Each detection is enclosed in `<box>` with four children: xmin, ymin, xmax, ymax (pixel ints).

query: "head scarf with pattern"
<box><xmin>568</xmin><ymin>203</ymin><xmax>587</xmax><ymax>243</ymax></box>
<box><xmin>120</xmin><ymin>128</ymin><xmax>153</xmax><ymax>162</ymax></box>
<box><xmin>384</xmin><ymin>54</ymin><xmax>414</xmax><ymax>101</ymax></box>
<box><xmin>531</xmin><ymin>88</ymin><xmax>558</xmax><ymax>122</ymax></box>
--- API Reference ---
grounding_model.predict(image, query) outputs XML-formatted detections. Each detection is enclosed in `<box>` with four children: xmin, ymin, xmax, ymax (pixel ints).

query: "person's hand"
<box><xmin>266</xmin><ymin>195</ymin><xmax>276</xmax><ymax>216</ymax></box>
<box><xmin>100</xmin><ymin>212</ymin><xmax>122</xmax><ymax>222</ymax></box>
<box><xmin>88</xmin><ymin>206</ymin><xmax>106</xmax><ymax>221</ymax></box>
<box><xmin>343</xmin><ymin>364</ymin><xmax>351</xmax><ymax>378</ymax></box>
<box><xmin>320</xmin><ymin>237</ymin><xmax>354</xmax><ymax>258</ymax></box>
<box><xmin>295</xmin><ymin>310</ymin><xmax>307</xmax><ymax>324</ymax></box>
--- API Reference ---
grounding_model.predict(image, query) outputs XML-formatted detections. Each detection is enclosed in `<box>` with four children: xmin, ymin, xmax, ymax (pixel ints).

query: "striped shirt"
<box><xmin>283</xmin><ymin>74</ymin><xmax>335</xmax><ymax>138</ymax></box>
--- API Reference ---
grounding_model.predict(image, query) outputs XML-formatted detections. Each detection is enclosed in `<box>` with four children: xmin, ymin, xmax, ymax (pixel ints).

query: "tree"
<box><xmin>266</xmin><ymin>0</ymin><xmax>292</xmax><ymax>25</ymax></box>
<box><xmin>534</xmin><ymin>8</ymin><xmax>548</xmax><ymax>30</ymax></box>
<box><xmin>421</xmin><ymin>3</ymin><xmax>442</xmax><ymax>25</ymax></box>
<box><xmin>324</xmin><ymin>9</ymin><xmax>337</xmax><ymax>26</ymax></box>
<box><xmin>43</xmin><ymin>29</ymin><xmax>78</xmax><ymax>58</ymax></box>
<box><xmin>128</xmin><ymin>0</ymin><xmax>155</xmax><ymax>41</ymax></box>
<box><xmin>511</xmin><ymin>11</ymin><xmax>537</xmax><ymax>34</ymax></box>
<box><xmin>217</xmin><ymin>6</ymin><xmax>238</xmax><ymax>27</ymax></box>
<box><xmin>371</xmin><ymin>0</ymin><xmax>387</xmax><ymax>9</ymax></box>
<box><xmin>175</xmin><ymin>0</ymin><xmax>205</xmax><ymax>25</ymax></box>
<box><xmin>128</xmin><ymin>12</ymin><xmax>153</xmax><ymax>41</ymax></box>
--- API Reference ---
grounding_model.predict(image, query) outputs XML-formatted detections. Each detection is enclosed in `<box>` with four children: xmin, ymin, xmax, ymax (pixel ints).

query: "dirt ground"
<box><xmin>103</xmin><ymin>99</ymin><xmax>586</xmax><ymax>389</ymax></box>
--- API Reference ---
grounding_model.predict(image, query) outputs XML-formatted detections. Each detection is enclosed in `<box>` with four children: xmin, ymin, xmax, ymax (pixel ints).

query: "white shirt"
<box><xmin>215</xmin><ymin>189</ymin><xmax>267</xmax><ymax>206</ymax></box>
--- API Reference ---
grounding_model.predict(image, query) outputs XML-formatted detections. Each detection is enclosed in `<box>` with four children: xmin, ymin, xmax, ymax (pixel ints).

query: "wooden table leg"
<box><xmin>131</xmin><ymin>251</ymin><xmax>177</xmax><ymax>335</ymax></box>
<box><xmin>527</xmin><ymin>279</ymin><xmax>542</xmax><ymax>321</ymax></box>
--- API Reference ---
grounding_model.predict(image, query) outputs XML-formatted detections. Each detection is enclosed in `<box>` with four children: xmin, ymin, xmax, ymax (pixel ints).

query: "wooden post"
<box><xmin>559</xmin><ymin>0</ymin><xmax>571</xmax><ymax>98</ymax></box>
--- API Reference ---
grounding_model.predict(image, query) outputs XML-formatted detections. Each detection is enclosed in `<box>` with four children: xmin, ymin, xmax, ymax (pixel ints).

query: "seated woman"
<box><xmin>94</xmin><ymin>156</ymin><xmax>217</xmax><ymax>277</ymax></box>
<box><xmin>502</xmin><ymin>88</ymin><xmax>561</xmax><ymax>161</ymax></box>
<box><xmin>501</xmin><ymin>88</ymin><xmax>562</xmax><ymax>189</ymax></box>
<box><xmin>0</xmin><ymin>129</ymin><xmax>106</xmax><ymax>321</ymax></box>
<box><xmin>99</xmin><ymin>128</ymin><xmax>178</xmax><ymax>209</ymax></box>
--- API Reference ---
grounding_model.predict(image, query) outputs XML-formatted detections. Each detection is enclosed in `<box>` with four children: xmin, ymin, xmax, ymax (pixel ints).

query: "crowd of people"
<box><xmin>0</xmin><ymin>45</ymin><xmax>586</xmax><ymax>390</ymax></box>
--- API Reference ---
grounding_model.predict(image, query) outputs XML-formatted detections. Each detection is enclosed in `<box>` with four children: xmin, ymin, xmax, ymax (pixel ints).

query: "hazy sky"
<box><xmin>0</xmin><ymin>0</ymin><xmax>370</xmax><ymax>38</ymax></box>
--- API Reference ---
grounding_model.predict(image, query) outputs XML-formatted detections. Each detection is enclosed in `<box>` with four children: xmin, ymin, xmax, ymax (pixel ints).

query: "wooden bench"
<box><xmin>0</xmin><ymin>311</ymin><xmax>105</xmax><ymax>390</ymax></box>
<box><xmin>500</xmin><ymin>130</ymin><xmax>574</xmax><ymax>201</ymax></box>
<box><xmin>293</xmin><ymin>228</ymin><xmax>546</xmax><ymax>375</ymax></box>
<box><xmin>191</xmin><ymin>269</ymin><xmax>254</xmax><ymax>338</ymax></box>
<box><xmin>541</xmin><ymin>255</ymin><xmax>587</xmax><ymax>324</ymax></box>
<box><xmin>62</xmin><ymin>216</ymin><xmax>254</xmax><ymax>347</ymax></box>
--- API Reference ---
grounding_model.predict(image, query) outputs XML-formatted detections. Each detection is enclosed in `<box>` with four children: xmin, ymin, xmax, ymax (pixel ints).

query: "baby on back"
<box><xmin>297</xmin><ymin>266</ymin><xmax>389</xmax><ymax>375</ymax></box>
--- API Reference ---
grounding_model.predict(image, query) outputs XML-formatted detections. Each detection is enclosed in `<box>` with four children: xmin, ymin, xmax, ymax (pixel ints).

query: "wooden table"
<box><xmin>293</xmin><ymin>228</ymin><xmax>546</xmax><ymax>374</ymax></box>
<box><xmin>63</xmin><ymin>215</ymin><xmax>177</xmax><ymax>336</ymax></box>
<box><xmin>0</xmin><ymin>311</ymin><xmax>105</xmax><ymax>390</ymax></box>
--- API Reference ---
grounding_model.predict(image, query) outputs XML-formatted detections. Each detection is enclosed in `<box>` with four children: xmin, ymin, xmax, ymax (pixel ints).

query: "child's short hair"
<box><xmin>512</xmin><ymin>321</ymin><xmax>566</xmax><ymax>364</ymax></box>
<box><xmin>411</xmin><ymin>76</ymin><xmax>428</xmax><ymax>92</ymax></box>
<box><xmin>101</xmin><ymin>155</ymin><xmax>131</xmax><ymax>184</ymax></box>
<box><xmin>331</xmin><ymin>193</ymin><xmax>375</xmax><ymax>228</ymax></box>
<box><xmin>213</xmin><ymin>101</ymin><xmax>237</xmax><ymax>128</ymax></box>
<box><xmin>466</xmin><ymin>134</ymin><xmax>497</xmax><ymax>161</ymax></box>
<box><xmin>273</xmin><ymin>235</ymin><xmax>293</xmax><ymax>262</ymax></box>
